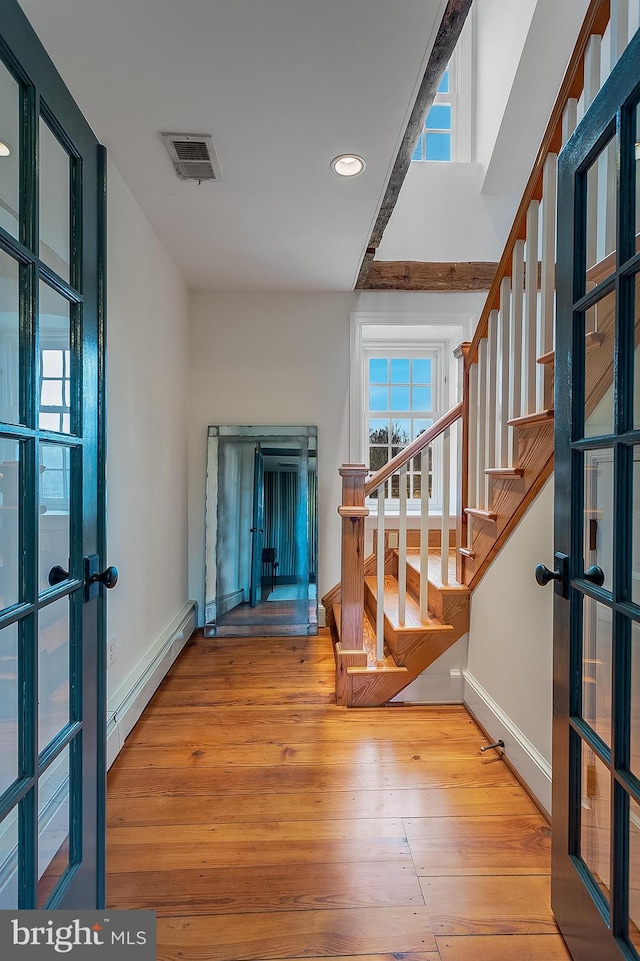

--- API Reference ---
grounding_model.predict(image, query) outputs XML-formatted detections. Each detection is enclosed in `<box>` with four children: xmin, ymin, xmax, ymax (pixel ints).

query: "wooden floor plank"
<box><xmin>156</xmin><ymin>906</ymin><xmax>437</xmax><ymax>961</ymax></box>
<box><xmin>437</xmin><ymin>934</ymin><xmax>571</xmax><ymax>960</ymax></box>
<box><xmin>405</xmin><ymin>814</ymin><xmax>551</xmax><ymax>875</ymax></box>
<box><xmin>421</xmin><ymin>875</ymin><xmax>557</xmax><ymax>935</ymax></box>
<box><xmin>114</xmin><ymin>737</ymin><xmax>493</xmax><ymax>769</ymax></box>
<box><xmin>107</xmin><ymin>786</ymin><xmax>538</xmax><ymax>827</ymax></box>
<box><xmin>107</xmin><ymin>755</ymin><xmax>516</xmax><ymax>796</ymax></box>
<box><xmin>106</xmin><ymin>861</ymin><xmax>424</xmax><ymax>916</ymax></box>
<box><xmin>125</xmin><ymin>711</ymin><xmax>480</xmax><ymax>746</ymax></box>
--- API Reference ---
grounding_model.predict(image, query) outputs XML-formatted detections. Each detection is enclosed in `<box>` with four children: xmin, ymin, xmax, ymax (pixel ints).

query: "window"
<box><xmin>365</xmin><ymin>351</ymin><xmax>440</xmax><ymax>504</ymax></box>
<box><xmin>413</xmin><ymin>69</ymin><xmax>452</xmax><ymax>162</ymax></box>
<box><xmin>39</xmin><ymin>347</ymin><xmax>71</xmax><ymax>434</ymax></box>
<box><xmin>411</xmin><ymin>14</ymin><xmax>473</xmax><ymax>164</ymax></box>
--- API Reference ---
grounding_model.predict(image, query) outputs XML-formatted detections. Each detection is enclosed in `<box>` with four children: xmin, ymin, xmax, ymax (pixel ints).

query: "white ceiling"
<box><xmin>18</xmin><ymin>0</ymin><xmax>448</xmax><ymax>292</ymax></box>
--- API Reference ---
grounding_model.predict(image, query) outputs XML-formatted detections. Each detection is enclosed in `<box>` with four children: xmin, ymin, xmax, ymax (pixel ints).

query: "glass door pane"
<box><xmin>0</xmin><ymin>58</ymin><xmax>20</xmax><ymax>240</ymax></box>
<box><xmin>38</xmin><ymin>117</ymin><xmax>70</xmax><ymax>282</ymax></box>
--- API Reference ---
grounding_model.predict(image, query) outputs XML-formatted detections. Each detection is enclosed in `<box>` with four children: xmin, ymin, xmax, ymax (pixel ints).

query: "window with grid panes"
<box><xmin>412</xmin><ymin>66</ymin><xmax>452</xmax><ymax>162</ymax></box>
<box><xmin>366</xmin><ymin>352</ymin><xmax>439</xmax><ymax>506</ymax></box>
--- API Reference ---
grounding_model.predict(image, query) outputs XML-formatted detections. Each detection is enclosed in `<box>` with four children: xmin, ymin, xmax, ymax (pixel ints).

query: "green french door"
<box><xmin>551</xmin><ymin>26</ymin><xmax>640</xmax><ymax>961</ymax></box>
<box><xmin>0</xmin><ymin>3</ymin><xmax>110</xmax><ymax>908</ymax></box>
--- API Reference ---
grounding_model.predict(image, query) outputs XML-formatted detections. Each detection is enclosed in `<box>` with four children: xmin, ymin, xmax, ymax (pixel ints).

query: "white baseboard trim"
<box><xmin>106</xmin><ymin>601</ymin><xmax>197</xmax><ymax>768</ymax></box>
<box><xmin>318</xmin><ymin>604</ymin><xmax>326</xmax><ymax>628</ymax></box>
<box><xmin>463</xmin><ymin>670</ymin><xmax>551</xmax><ymax>817</ymax></box>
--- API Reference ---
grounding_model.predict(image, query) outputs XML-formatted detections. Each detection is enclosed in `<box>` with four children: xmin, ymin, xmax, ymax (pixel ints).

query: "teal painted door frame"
<box><xmin>553</xmin><ymin>26</ymin><xmax>640</xmax><ymax>961</ymax></box>
<box><xmin>0</xmin><ymin>1</ymin><xmax>107</xmax><ymax>909</ymax></box>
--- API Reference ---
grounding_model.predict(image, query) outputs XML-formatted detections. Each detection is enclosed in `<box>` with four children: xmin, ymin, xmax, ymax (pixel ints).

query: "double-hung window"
<box><xmin>365</xmin><ymin>349</ymin><xmax>440</xmax><ymax>508</ymax></box>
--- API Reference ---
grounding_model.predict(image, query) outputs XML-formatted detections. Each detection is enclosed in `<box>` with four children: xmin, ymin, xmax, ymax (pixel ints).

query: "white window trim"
<box><xmin>349</xmin><ymin>312</ymin><xmax>472</xmax><ymax>519</ymax></box>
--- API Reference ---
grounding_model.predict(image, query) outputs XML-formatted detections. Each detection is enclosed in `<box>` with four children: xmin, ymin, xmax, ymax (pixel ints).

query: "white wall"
<box><xmin>478</xmin><ymin>0</ymin><xmax>590</xmax><ymax>197</ymax></box>
<box><xmin>377</xmin><ymin>162</ymin><xmax>518</xmax><ymax>262</ymax></box>
<box><xmin>105</xmin><ymin>158</ymin><xmax>190</xmax><ymax>705</ymax></box>
<box><xmin>465</xmin><ymin>478</ymin><xmax>554</xmax><ymax>809</ymax></box>
<box><xmin>188</xmin><ymin>289</ymin><xmax>485</xmax><ymax>623</ymax></box>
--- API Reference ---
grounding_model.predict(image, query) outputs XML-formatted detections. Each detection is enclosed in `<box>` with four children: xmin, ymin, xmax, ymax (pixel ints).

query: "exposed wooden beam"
<box><xmin>363</xmin><ymin>260</ymin><xmax>498</xmax><ymax>291</ymax></box>
<box><xmin>355</xmin><ymin>0</ymin><xmax>474</xmax><ymax>289</ymax></box>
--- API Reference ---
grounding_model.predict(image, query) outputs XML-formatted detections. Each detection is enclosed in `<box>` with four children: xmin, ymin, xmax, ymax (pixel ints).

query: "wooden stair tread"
<box><xmin>536</xmin><ymin>331</ymin><xmax>604</xmax><ymax>368</ymax></box>
<box><xmin>484</xmin><ymin>467</ymin><xmax>524</xmax><ymax>478</ymax></box>
<box><xmin>465</xmin><ymin>508</ymin><xmax>498</xmax><ymax>522</ymax></box>
<box><xmin>364</xmin><ymin>575</ymin><xmax>453</xmax><ymax>633</ymax></box>
<box><xmin>536</xmin><ymin>349</ymin><xmax>555</xmax><ymax>366</ymax></box>
<box><xmin>404</xmin><ymin>552</ymin><xmax>467</xmax><ymax>592</ymax></box>
<box><xmin>507</xmin><ymin>409</ymin><xmax>554</xmax><ymax>428</ymax></box>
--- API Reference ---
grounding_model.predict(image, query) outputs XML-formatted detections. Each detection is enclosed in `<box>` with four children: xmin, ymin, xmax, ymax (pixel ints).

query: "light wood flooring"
<box><xmin>106</xmin><ymin>628</ymin><xmax>571</xmax><ymax>961</ymax></box>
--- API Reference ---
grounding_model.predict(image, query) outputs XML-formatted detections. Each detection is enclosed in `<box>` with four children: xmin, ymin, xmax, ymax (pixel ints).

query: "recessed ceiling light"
<box><xmin>0</xmin><ymin>141</ymin><xmax>10</xmax><ymax>157</ymax></box>
<box><xmin>331</xmin><ymin>154</ymin><xmax>366</xmax><ymax>177</ymax></box>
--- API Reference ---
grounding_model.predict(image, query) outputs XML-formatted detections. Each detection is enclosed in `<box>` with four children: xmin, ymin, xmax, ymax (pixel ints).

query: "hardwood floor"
<box><xmin>106</xmin><ymin>628</ymin><xmax>570</xmax><ymax>961</ymax></box>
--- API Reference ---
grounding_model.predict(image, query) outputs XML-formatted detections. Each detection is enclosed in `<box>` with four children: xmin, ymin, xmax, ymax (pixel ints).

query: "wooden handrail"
<box><xmin>364</xmin><ymin>402</ymin><xmax>463</xmax><ymax>497</ymax></box>
<box><xmin>467</xmin><ymin>0</ymin><xmax>610</xmax><ymax>368</ymax></box>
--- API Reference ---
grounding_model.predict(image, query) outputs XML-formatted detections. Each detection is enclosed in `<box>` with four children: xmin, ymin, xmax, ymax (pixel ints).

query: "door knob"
<box><xmin>48</xmin><ymin>564</ymin><xmax>69</xmax><ymax>586</ymax></box>
<box><xmin>584</xmin><ymin>565</ymin><xmax>605</xmax><ymax>587</ymax></box>
<box><xmin>91</xmin><ymin>565</ymin><xmax>119</xmax><ymax>589</ymax></box>
<box><xmin>534</xmin><ymin>552</ymin><xmax>569</xmax><ymax>598</ymax></box>
<box><xmin>535</xmin><ymin>564</ymin><xmax>560</xmax><ymax>587</ymax></box>
<box><xmin>84</xmin><ymin>554</ymin><xmax>118</xmax><ymax>601</ymax></box>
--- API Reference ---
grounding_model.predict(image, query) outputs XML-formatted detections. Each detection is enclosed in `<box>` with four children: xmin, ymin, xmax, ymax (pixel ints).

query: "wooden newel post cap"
<box><xmin>338</xmin><ymin>506</ymin><xmax>370</xmax><ymax>518</ymax></box>
<box><xmin>339</xmin><ymin>464</ymin><xmax>369</xmax><ymax>478</ymax></box>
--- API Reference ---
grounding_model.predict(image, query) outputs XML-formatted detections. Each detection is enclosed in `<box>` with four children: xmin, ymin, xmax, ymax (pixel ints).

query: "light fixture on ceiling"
<box><xmin>0</xmin><ymin>141</ymin><xmax>11</xmax><ymax>157</ymax></box>
<box><xmin>331</xmin><ymin>154</ymin><xmax>366</xmax><ymax>177</ymax></box>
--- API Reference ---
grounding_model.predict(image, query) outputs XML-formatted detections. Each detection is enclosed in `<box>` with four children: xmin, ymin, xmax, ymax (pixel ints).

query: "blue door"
<box><xmin>250</xmin><ymin>446</ymin><xmax>264</xmax><ymax>607</ymax></box>
<box><xmin>0</xmin><ymin>2</ymin><xmax>111</xmax><ymax>908</ymax></box>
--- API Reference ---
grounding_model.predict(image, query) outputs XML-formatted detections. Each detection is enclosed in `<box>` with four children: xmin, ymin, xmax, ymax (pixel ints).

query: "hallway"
<box><xmin>105</xmin><ymin>630</ymin><xmax>570</xmax><ymax>960</ymax></box>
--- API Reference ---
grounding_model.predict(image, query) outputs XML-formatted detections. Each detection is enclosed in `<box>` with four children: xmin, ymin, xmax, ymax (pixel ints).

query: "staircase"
<box><xmin>323</xmin><ymin>0</ymin><xmax>625</xmax><ymax>708</ymax></box>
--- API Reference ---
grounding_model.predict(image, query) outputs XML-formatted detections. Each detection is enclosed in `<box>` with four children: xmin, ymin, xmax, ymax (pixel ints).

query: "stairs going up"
<box><xmin>326</xmin><ymin>547</ymin><xmax>469</xmax><ymax>708</ymax></box>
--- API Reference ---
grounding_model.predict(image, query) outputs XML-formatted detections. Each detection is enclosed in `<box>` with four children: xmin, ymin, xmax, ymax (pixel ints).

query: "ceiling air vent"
<box><xmin>161</xmin><ymin>133</ymin><xmax>222</xmax><ymax>182</ymax></box>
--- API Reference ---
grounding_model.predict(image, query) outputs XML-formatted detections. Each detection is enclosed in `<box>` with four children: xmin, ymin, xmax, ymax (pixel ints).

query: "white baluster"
<box><xmin>509</xmin><ymin>240</ymin><xmax>524</xmax><ymax>466</ymax></box>
<box><xmin>476</xmin><ymin>339</ymin><xmax>488</xmax><ymax>509</ymax></box>
<box><xmin>486</xmin><ymin>310</ymin><xmax>499</xmax><ymax>501</ymax></box>
<box><xmin>584</xmin><ymin>35</ymin><xmax>602</xmax><ymax>108</ymax></box>
<box><xmin>376</xmin><ymin>484</ymin><xmax>385</xmax><ymax>662</ymax></box>
<box><xmin>539</xmin><ymin>154</ymin><xmax>557</xmax><ymax>412</ymax></box>
<box><xmin>523</xmin><ymin>200</ymin><xmax>539</xmax><ymax>415</ymax></box>
<box><xmin>562</xmin><ymin>99</ymin><xmax>578</xmax><ymax>146</ymax></box>
<box><xmin>498</xmin><ymin>277</ymin><xmax>511</xmax><ymax>468</ymax></box>
<box><xmin>467</xmin><ymin>362</ymin><xmax>478</xmax><ymax>553</ymax></box>
<box><xmin>398</xmin><ymin>466</ymin><xmax>407</xmax><ymax>626</ymax></box>
<box><xmin>420</xmin><ymin>447</ymin><xmax>430</xmax><ymax>621</ymax></box>
<box><xmin>610</xmin><ymin>0</ymin><xmax>629</xmax><ymax>68</ymax></box>
<box><xmin>441</xmin><ymin>428</ymin><xmax>450</xmax><ymax>586</ymax></box>
<box><xmin>630</xmin><ymin>0</ymin><xmax>640</xmax><ymax>43</ymax></box>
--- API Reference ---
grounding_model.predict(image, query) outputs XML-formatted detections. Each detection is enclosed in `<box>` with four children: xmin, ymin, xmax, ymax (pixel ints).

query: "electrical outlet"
<box><xmin>108</xmin><ymin>635</ymin><xmax>116</xmax><ymax>669</ymax></box>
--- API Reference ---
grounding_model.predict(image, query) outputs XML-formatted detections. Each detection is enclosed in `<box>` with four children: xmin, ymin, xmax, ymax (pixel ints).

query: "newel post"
<box><xmin>338</xmin><ymin>465</ymin><xmax>370</xmax><ymax>650</ymax></box>
<box><xmin>454</xmin><ymin>342</ymin><xmax>471</xmax><ymax>584</ymax></box>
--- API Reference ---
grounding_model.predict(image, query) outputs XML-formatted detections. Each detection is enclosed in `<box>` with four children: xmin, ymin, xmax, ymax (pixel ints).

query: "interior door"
<box><xmin>0</xmin><ymin>3</ymin><xmax>109</xmax><ymax>909</ymax></box>
<box><xmin>250</xmin><ymin>445</ymin><xmax>264</xmax><ymax>607</ymax></box>
<box><xmin>550</xmin><ymin>27</ymin><xmax>640</xmax><ymax>960</ymax></box>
